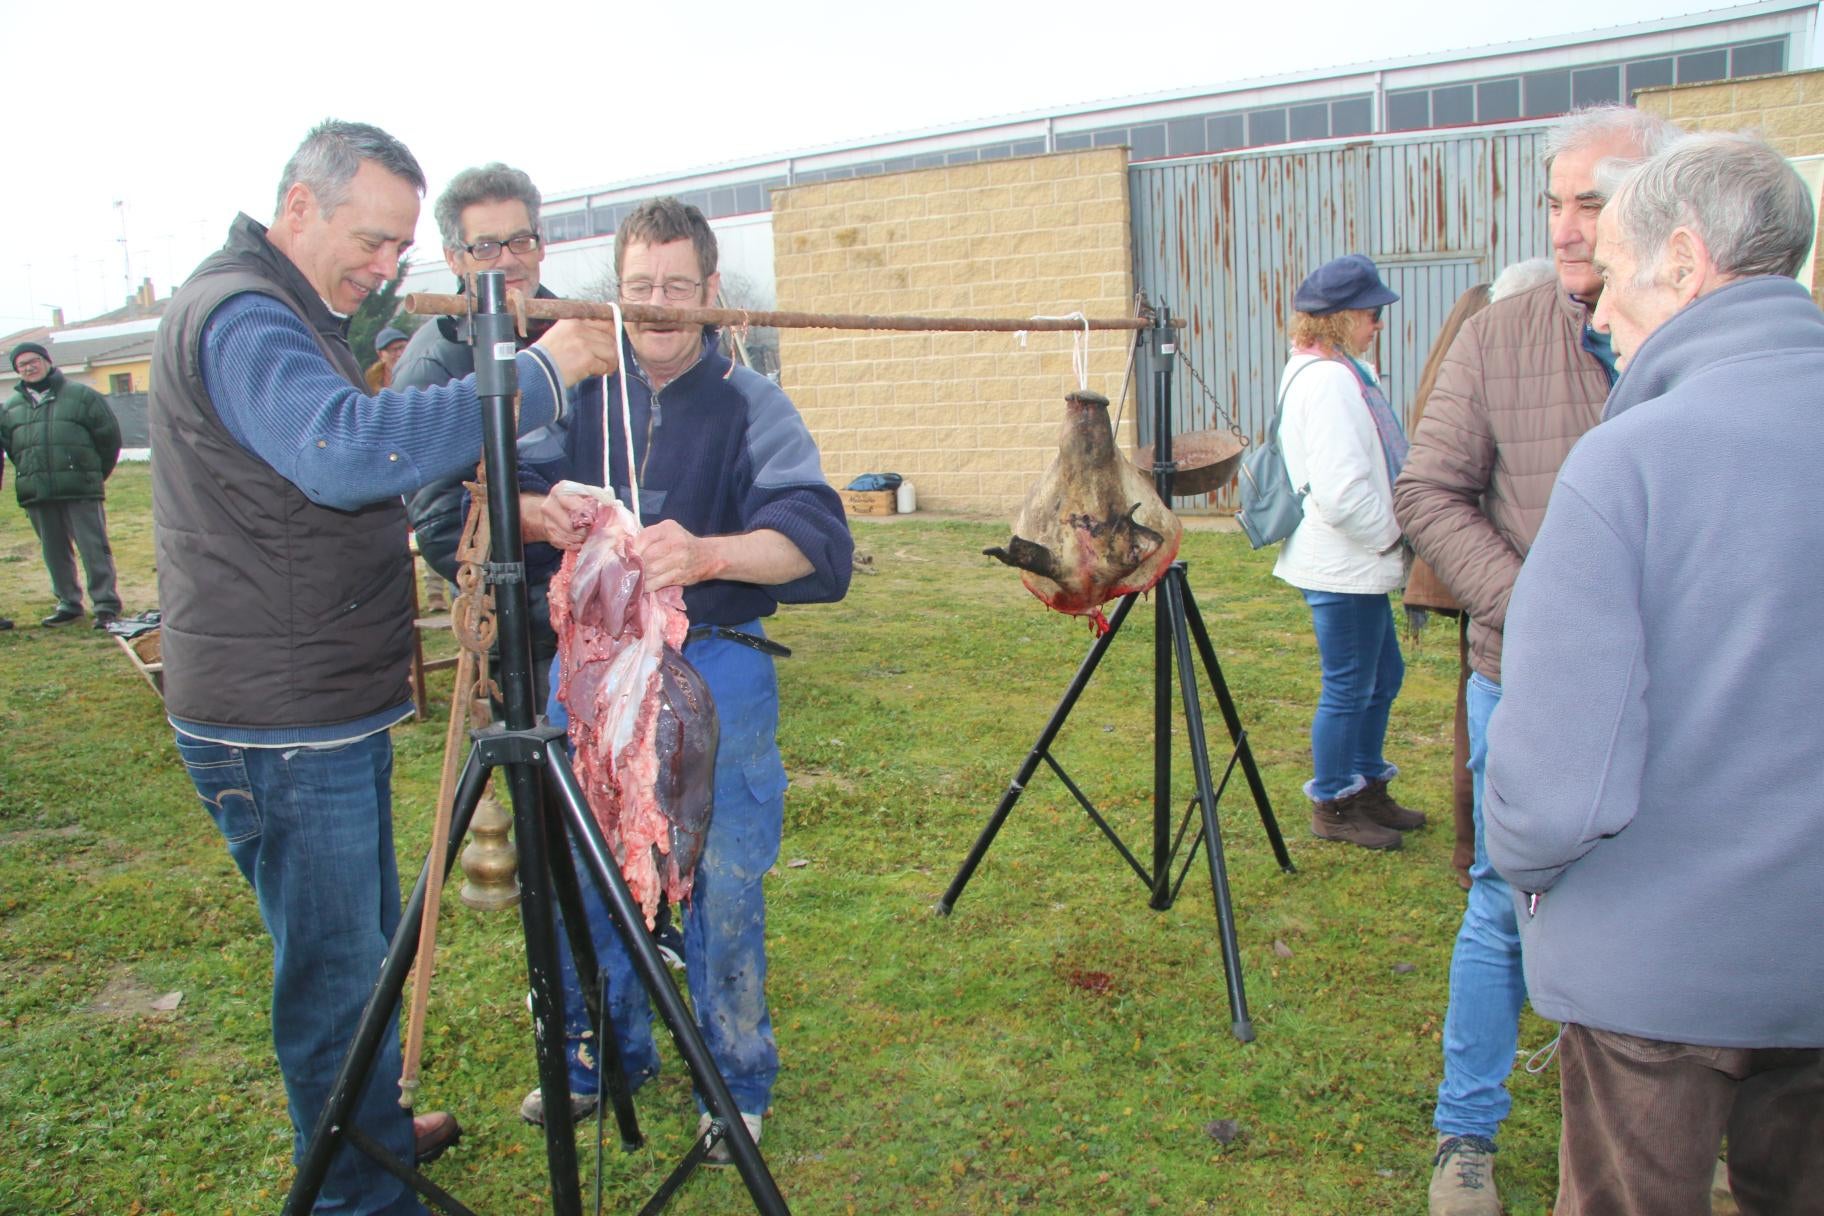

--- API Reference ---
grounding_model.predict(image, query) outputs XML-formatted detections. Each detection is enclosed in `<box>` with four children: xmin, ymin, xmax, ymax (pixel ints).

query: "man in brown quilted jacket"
<box><xmin>1392</xmin><ymin>104</ymin><xmax>1677</xmax><ymax>1216</ymax></box>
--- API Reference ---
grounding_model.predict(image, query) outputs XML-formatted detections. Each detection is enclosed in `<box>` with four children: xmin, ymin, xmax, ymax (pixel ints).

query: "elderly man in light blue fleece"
<box><xmin>1484</xmin><ymin>131</ymin><xmax>1824</xmax><ymax>1216</ymax></box>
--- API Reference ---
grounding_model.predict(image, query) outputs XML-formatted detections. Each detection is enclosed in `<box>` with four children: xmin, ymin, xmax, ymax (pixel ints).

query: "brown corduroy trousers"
<box><xmin>1555</xmin><ymin>1022</ymin><xmax>1824</xmax><ymax>1216</ymax></box>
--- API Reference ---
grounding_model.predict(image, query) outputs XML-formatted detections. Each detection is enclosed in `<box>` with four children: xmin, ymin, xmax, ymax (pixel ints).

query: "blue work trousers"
<box><xmin>178</xmin><ymin>730</ymin><xmax>422</xmax><ymax>1216</ymax></box>
<box><xmin>548</xmin><ymin>625</ymin><xmax>787</xmax><ymax>1115</ymax></box>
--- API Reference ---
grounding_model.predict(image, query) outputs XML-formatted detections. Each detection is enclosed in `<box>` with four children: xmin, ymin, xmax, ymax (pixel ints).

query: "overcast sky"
<box><xmin>2</xmin><ymin>0</ymin><xmax>1809</xmax><ymax>333</ymax></box>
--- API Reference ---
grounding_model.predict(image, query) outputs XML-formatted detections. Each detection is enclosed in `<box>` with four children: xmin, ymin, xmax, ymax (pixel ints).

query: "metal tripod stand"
<box><xmin>283</xmin><ymin>271</ymin><xmax>788</xmax><ymax>1216</ymax></box>
<box><xmin>937</xmin><ymin>306</ymin><xmax>1296</xmax><ymax>1042</ymax></box>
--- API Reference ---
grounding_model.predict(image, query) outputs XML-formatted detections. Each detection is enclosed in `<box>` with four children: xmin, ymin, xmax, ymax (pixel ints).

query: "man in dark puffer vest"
<box><xmin>151</xmin><ymin>119</ymin><xmax>619</xmax><ymax>1215</ymax></box>
<box><xmin>1</xmin><ymin>342</ymin><xmax>123</xmax><ymax>628</ymax></box>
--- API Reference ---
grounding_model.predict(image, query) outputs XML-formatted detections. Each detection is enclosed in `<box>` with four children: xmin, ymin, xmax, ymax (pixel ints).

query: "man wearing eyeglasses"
<box><xmin>396</xmin><ymin>162</ymin><xmax>564</xmax><ymax>687</ymax></box>
<box><xmin>1</xmin><ymin>342</ymin><xmax>123</xmax><ymax>628</ymax></box>
<box><xmin>513</xmin><ymin>197</ymin><xmax>853</xmax><ymax>1161</ymax></box>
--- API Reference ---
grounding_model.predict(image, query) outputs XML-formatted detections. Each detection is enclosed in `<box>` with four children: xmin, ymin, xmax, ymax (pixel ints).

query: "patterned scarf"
<box><xmin>1345</xmin><ymin>356</ymin><xmax>1408</xmax><ymax>483</ymax></box>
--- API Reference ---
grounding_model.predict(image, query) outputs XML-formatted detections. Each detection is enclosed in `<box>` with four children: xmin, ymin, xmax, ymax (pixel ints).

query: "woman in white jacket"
<box><xmin>1273</xmin><ymin>254</ymin><xmax>1428</xmax><ymax>852</ymax></box>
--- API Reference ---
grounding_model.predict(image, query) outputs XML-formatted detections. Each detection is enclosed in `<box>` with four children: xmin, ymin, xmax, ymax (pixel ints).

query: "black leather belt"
<box><xmin>684</xmin><ymin>624</ymin><xmax>792</xmax><ymax>658</ymax></box>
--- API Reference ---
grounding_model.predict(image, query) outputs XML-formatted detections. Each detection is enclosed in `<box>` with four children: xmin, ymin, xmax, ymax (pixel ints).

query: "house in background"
<box><xmin>0</xmin><ymin>278</ymin><xmax>166</xmax><ymax>449</ymax></box>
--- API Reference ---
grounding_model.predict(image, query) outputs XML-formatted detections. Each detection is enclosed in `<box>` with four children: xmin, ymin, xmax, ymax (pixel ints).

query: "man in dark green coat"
<box><xmin>2</xmin><ymin>343</ymin><xmax>123</xmax><ymax>627</ymax></box>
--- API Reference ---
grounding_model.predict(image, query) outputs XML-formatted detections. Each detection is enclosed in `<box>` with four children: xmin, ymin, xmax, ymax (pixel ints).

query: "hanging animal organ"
<box><xmin>984</xmin><ymin>390</ymin><xmax>1184</xmax><ymax>633</ymax></box>
<box><xmin>550</xmin><ymin>492</ymin><xmax>718</xmax><ymax>928</ymax></box>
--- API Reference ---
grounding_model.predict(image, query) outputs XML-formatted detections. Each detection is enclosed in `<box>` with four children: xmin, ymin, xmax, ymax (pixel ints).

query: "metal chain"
<box><xmin>1176</xmin><ymin>341</ymin><xmax>1243</xmax><ymax>435</ymax></box>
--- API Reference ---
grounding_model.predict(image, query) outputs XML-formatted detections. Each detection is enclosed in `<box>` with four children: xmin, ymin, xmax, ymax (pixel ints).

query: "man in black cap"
<box><xmin>365</xmin><ymin>325</ymin><xmax>409</xmax><ymax>391</ymax></box>
<box><xmin>1</xmin><ymin>342</ymin><xmax>124</xmax><ymax>628</ymax></box>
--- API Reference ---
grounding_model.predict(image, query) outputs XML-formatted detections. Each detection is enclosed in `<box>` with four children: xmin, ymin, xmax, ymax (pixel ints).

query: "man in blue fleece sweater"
<box><xmin>1485</xmin><ymin>132</ymin><xmax>1824</xmax><ymax>1214</ymax></box>
<box><xmin>514</xmin><ymin>197</ymin><xmax>852</xmax><ymax>1158</ymax></box>
<box><xmin>151</xmin><ymin>120</ymin><xmax>620</xmax><ymax>1215</ymax></box>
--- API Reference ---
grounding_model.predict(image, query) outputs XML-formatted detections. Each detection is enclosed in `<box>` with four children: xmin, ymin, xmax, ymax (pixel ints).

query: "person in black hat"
<box><xmin>1</xmin><ymin>342</ymin><xmax>123</xmax><ymax>628</ymax></box>
<box><xmin>1267</xmin><ymin>253</ymin><xmax>1426</xmax><ymax>852</ymax></box>
<box><xmin>364</xmin><ymin>324</ymin><xmax>410</xmax><ymax>391</ymax></box>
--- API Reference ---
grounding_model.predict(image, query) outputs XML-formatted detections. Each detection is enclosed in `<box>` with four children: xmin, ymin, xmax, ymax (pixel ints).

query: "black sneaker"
<box><xmin>0</xmin><ymin>618</ymin><xmax>13</xmax><ymax>631</ymax></box>
<box><xmin>93</xmin><ymin>612</ymin><xmax>119</xmax><ymax>631</ymax></box>
<box><xmin>41</xmin><ymin>607</ymin><xmax>83</xmax><ymax>627</ymax></box>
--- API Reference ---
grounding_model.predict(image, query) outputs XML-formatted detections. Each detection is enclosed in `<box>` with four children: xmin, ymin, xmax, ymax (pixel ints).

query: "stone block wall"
<box><xmin>1636</xmin><ymin>71</ymin><xmax>1824</xmax><ymax>296</ymax></box>
<box><xmin>1635</xmin><ymin>69</ymin><xmax>1824</xmax><ymax>154</ymax></box>
<box><xmin>773</xmin><ymin>149</ymin><xmax>1136</xmax><ymax>515</ymax></box>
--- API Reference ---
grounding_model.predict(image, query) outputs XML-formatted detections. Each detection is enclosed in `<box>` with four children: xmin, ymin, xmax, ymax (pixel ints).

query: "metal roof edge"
<box><xmin>545</xmin><ymin>1</ymin><xmax>1810</xmax><ymax>204</ymax></box>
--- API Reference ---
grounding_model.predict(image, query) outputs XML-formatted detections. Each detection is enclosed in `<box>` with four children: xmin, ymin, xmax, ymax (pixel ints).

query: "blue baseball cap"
<box><xmin>375</xmin><ymin>326</ymin><xmax>408</xmax><ymax>351</ymax></box>
<box><xmin>1293</xmin><ymin>254</ymin><xmax>1400</xmax><ymax>316</ymax></box>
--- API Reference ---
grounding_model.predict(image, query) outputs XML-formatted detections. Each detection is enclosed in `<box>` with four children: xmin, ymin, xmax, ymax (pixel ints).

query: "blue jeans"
<box><xmin>1300</xmin><ymin>589</ymin><xmax>1403</xmax><ymax>801</ymax></box>
<box><xmin>549</xmin><ymin>626</ymin><xmax>787</xmax><ymax>1115</ymax></box>
<box><xmin>177</xmin><ymin>731</ymin><xmax>421</xmax><ymax>1216</ymax></box>
<box><xmin>1434</xmin><ymin>673</ymin><xmax>1529</xmax><ymax>1142</ymax></box>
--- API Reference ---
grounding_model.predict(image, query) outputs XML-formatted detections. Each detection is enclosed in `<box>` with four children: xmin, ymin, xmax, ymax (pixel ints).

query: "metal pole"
<box><xmin>1163</xmin><ymin>569</ymin><xmax>1255</xmax><ymax>1042</ymax></box>
<box><xmin>404</xmin><ymin>292</ymin><xmax>1171</xmax><ymax>334</ymax></box>
<box><xmin>1149</xmin><ymin>306</ymin><xmax>1177</xmax><ymax>911</ymax></box>
<box><xmin>471</xmin><ymin>269</ymin><xmax>586</xmax><ymax>1215</ymax></box>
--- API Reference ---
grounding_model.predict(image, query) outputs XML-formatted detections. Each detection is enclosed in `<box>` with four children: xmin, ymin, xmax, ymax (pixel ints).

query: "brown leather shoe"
<box><xmin>1311</xmin><ymin>790</ymin><xmax>1404</xmax><ymax>851</ymax></box>
<box><xmin>1357</xmin><ymin>778</ymin><xmax>1428</xmax><ymax>831</ymax></box>
<box><xmin>413</xmin><ymin>1111</ymin><xmax>462</xmax><ymax>1163</ymax></box>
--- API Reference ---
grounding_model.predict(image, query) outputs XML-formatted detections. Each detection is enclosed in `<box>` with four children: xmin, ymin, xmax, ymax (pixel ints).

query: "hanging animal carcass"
<box><xmin>985</xmin><ymin>389</ymin><xmax>1183</xmax><ymax>633</ymax></box>
<box><xmin>549</xmin><ymin>489</ymin><xmax>718</xmax><ymax>927</ymax></box>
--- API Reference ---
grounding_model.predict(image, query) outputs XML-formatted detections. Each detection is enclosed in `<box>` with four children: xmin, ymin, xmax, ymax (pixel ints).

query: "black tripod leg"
<box><xmin>284</xmin><ymin>747</ymin><xmax>492</xmax><ymax>1216</ymax></box>
<box><xmin>1163</xmin><ymin>571</ymin><xmax>1256</xmax><ymax>1043</ymax></box>
<box><xmin>1151</xmin><ymin>573</ymin><xmax>1176</xmax><ymax>910</ymax></box>
<box><xmin>504</xmin><ymin>752</ymin><xmax>586</xmax><ymax>1216</ymax></box>
<box><xmin>541</xmin><ymin>767</ymin><xmax>643</xmax><ymax>1152</ymax></box>
<box><xmin>545</xmin><ymin>748</ymin><xmax>791</xmax><ymax>1215</ymax></box>
<box><xmin>938</xmin><ymin>591</ymin><xmax>1138</xmax><ymax>914</ymax></box>
<box><xmin>1181</xmin><ymin>581</ymin><xmax>1296</xmax><ymax>874</ymax></box>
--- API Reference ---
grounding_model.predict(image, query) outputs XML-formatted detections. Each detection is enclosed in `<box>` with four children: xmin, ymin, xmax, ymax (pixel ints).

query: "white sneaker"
<box><xmin>697</xmin><ymin>1111</ymin><xmax>763</xmax><ymax>1166</ymax></box>
<box><xmin>519</xmin><ymin>1086</ymin><xmax>599</xmax><ymax>1127</ymax></box>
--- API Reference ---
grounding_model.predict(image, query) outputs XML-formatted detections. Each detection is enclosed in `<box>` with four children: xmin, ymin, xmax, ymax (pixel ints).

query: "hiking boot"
<box><xmin>412</xmin><ymin>1111</ymin><xmax>462</xmax><ymax>1163</ymax></box>
<box><xmin>1311</xmin><ymin>789</ymin><xmax>1404</xmax><ymax>851</ymax></box>
<box><xmin>1429</xmin><ymin>1134</ymin><xmax>1499</xmax><ymax>1215</ymax></box>
<box><xmin>41</xmin><ymin>607</ymin><xmax>83</xmax><ymax>627</ymax></box>
<box><xmin>519</xmin><ymin>1086</ymin><xmax>599</xmax><ymax>1127</ymax></box>
<box><xmin>1358</xmin><ymin>777</ymin><xmax>1428</xmax><ymax>831</ymax></box>
<box><xmin>697</xmin><ymin>1111</ymin><xmax>763</xmax><ymax>1167</ymax></box>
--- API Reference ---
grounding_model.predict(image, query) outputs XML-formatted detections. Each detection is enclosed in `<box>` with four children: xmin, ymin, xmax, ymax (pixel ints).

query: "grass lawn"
<box><xmin>0</xmin><ymin>463</ymin><xmax>1567</xmax><ymax>1214</ymax></box>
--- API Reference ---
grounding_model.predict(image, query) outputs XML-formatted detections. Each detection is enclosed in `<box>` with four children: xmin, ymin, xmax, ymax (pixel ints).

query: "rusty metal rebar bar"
<box><xmin>404</xmin><ymin>291</ymin><xmax>1176</xmax><ymax>333</ymax></box>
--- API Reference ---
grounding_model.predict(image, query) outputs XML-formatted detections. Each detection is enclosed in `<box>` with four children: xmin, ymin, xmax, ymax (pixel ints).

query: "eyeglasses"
<box><xmin>618</xmin><ymin>278</ymin><xmax>703</xmax><ymax>302</ymax></box>
<box><xmin>14</xmin><ymin>355</ymin><xmax>48</xmax><ymax>371</ymax></box>
<box><xmin>1369</xmin><ymin>307</ymin><xmax>1384</xmax><ymax>322</ymax></box>
<box><xmin>463</xmin><ymin>233</ymin><xmax>541</xmax><ymax>261</ymax></box>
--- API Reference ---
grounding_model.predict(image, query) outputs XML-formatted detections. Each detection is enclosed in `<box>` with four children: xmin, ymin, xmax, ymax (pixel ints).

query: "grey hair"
<box><xmin>615</xmin><ymin>197</ymin><xmax>719</xmax><ymax>279</ymax></box>
<box><xmin>1489</xmin><ymin>257</ymin><xmax>1557</xmax><ymax>301</ymax></box>
<box><xmin>1542</xmin><ymin>104</ymin><xmax>1678</xmax><ymax>171</ymax></box>
<box><xmin>1607</xmin><ymin>131</ymin><xmax>1816</xmax><ymax>282</ymax></box>
<box><xmin>435</xmin><ymin>163</ymin><xmax>542</xmax><ymax>250</ymax></box>
<box><xmin>275</xmin><ymin>119</ymin><xmax>425</xmax><ymax>218</ymax></box>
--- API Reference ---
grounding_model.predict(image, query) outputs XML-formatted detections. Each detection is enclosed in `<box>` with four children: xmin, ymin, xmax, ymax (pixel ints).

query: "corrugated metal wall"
<box><xmin>1130</xmin><ymin>124</ymin><xmax>1549</xmax><ymax>508</ymax></box>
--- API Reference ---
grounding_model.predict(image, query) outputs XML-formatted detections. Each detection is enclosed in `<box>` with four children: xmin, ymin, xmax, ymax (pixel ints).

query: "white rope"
<box><xmin>1018</xmin><ymin>311</ymin><xmax>1092</xmax><ymax>391</ymax></box>
<box><xmin>600</xmin><ymin>302</ymin><xmax>641</xmax><ymax>520</ymax></box>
